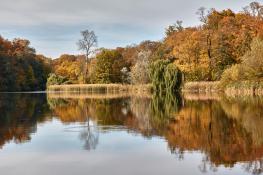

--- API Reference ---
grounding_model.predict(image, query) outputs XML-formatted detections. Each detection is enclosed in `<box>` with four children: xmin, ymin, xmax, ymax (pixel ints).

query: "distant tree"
<box><xmin>243</xmin><ymin>2</ymin><xmax>263</xmax><ymax>19</ymax></box>
<box><xmin>196</xmin><ymin>7</ymin><xmax>208</xmax><ymax>24</ymax></box>
<box><xmin>92</xmin><ymin>49</ymin><xmax>124</xmax><ymax>84</ymax></box>
<box><xmin>77</xmin><ymin>30</ymin><xmax>98</xmax><ymax>83</ymax></box>
<box><xmin>165</xmin><ymin>20</ymin><xmax>184</xmax><ymax>37</ymax></box>
<box><xmin>131</xmin><ymin>51</ymin><xmax>151</xmax><ymax>84</ymax></box>
<box><xmin>0</xmin><ymin>37</ymin><xmax>51</xmax><ymax>91</ymax></box>
<box><xmin>120</xmin><ymin>67</ymin><xmax>131</xmax><ymax>84</ymax></box>
<box><xmin>220</xmin><ymin>37</ymin><xmax>263</xmax><ymax>86</ymax></box>
<box><xmin>52</xmin><ymin>54</ymin><xmax>84</xmax><ymax>84</ymax></box>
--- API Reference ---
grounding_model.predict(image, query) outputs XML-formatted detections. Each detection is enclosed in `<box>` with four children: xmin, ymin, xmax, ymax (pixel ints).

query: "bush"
<box><xmin>220</xmin><ymin>64</ymin><xmax>244</xmax><ymax>87</ymax></box>
<box><xmin>184</xmin><ymin>68</ymin><xmax>208</xmax><ymax>82</ymax></box>
<box><xmin>242</xmin><ymin>38</ymin><xmax>263</xmax><ymax>78</ymax></box>
<box><xmin>220</xmin><ymin>38</ymin><xmax>263</xmax><ymax>87</ymax></box>
<box><xmin>46</xmin><ymin>73</ymin><xmax>71</xmax><ymax>86</ymax></box>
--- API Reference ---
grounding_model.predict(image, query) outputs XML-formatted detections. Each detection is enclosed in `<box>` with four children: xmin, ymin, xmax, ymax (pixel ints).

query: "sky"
<box><xmin>0</xmin><ymin>0</ymin><xmax>254</xmax><ymax>58</ymax></box>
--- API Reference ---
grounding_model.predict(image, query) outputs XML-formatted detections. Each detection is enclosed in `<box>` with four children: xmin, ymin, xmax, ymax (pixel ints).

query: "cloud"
<box><xmin>0</xmin><ymin>0</ymin><xmax>253</xmax><ymax>58</ymax></box>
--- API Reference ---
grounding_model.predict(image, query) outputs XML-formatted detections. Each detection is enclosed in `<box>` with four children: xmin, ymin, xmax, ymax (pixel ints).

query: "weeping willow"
<box><xmin>150</xmin><ymin>92</ymin><xmax>182</xmax><ymax>130</ymax></box>
<box><xmin>149</xmin><ymin>60</ymin><xmax>182</xmax><ymax>93</ymax></box>
<box><xmin>164</xmin><ymin>64</ymin><xmax>182</xmax><ymax>93</ymax></box>
<box><xmin>149</xmin><ymin>60</ymin><xmax>170</xmax><ymax>92</ymax></box>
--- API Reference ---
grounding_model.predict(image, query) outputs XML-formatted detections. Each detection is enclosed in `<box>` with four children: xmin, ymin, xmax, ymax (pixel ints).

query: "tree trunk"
<box><xmin>206</xmin><ymin>33</ymin><xmax>212</xmax><ymax>81</ymax></box>
<box><xmin>83</xmin><ymin>56</ymin><xmax>89</xmax><ymax>84</ymax></box>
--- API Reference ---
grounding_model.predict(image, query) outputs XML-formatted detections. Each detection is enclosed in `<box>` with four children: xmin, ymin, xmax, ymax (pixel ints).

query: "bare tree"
<box><xmin>77</xmin><ymin>30</ymin><xmax>98</xmax><ymax>83</ymax></box>
<box><xmin>196</xmin><ymin>7</ymin><xmax>208</xmax><ymax>24</ymax></box>
<box><xmin>243</xmin><ymin>2</ymin><xmax>263</xmax><ymax>19</ymax></box>
<box><xmin>165</xmin><ymin>20</ymin><xmax>184</xmax><ymax>36</ymax></box>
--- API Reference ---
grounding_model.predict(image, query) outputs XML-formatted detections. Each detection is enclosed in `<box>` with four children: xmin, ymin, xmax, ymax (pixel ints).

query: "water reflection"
<box><xmin>0</xmin><ymin>93</ymin><xmax>50</xmax><ymax>148</ymax></box>
<box><xmin>1</xmin><ymin>93</ymin><xmax>263</xmax><ymax>174</ymax></box>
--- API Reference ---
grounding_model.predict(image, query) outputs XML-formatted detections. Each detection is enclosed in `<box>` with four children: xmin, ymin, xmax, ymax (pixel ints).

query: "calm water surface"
<box><xmin>0</xmin><ymin>93</ymin><xmax>263</xmax><ymax>175</ymax></box>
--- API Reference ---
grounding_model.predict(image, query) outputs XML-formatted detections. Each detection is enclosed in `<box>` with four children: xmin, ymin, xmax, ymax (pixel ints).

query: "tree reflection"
<box><xmin>79</xmin><ymin>121</ymin><xmax>99</xmax><ymax>150</ymax></box>
<box><xmin>47</xmin><ymin>94</ymin><xmax>263</xmax><ymax>173</ymax></box>
<box><xmin>0</xmin><ymin>93</ymin><xmax>50</xmax><ymax>148</ymax></box>
<box><xmin>243</xmin><ymin>159</ymin><xmax>263</xmax><ymax>175</ymax></box>
<box><xmin>1</xmin><ymin>92</ymin><xmax>263</xmax><ymax>175</ymax></box>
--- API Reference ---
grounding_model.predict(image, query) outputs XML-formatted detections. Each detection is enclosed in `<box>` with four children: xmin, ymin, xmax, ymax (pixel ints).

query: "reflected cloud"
<box><xmin>1</xmin><ymin>92</ymin><xmax>263</xmax><ymax>174</ymax></box>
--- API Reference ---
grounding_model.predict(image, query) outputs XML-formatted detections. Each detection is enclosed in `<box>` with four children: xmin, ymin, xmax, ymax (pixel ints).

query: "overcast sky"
<box><xmin>0</xmin><ymin>0</ymin><xmax>253</xmax><ymax>58</ymax></box>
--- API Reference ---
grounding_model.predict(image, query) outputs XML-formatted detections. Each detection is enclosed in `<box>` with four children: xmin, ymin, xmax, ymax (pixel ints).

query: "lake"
<box><xmin>0</xmin><ymin>92</ymin><xmax>263</xmax><ymax>175</ymax></box>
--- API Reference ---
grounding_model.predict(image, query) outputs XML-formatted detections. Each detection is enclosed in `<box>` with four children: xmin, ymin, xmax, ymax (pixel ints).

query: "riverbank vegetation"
<box><xmin>0</xmin><ymin>38</ymin><xmax>51</xmax><ymax>91</ymax></box>
<box><xmin>1</xmin><ymin>2</ymin><xmax>263</xmax><ymax>93</ymax></box>
<box><xmin>47</xmin><ymin>84</ymin><xmax>152</xmax><ymax>94</ymax></box>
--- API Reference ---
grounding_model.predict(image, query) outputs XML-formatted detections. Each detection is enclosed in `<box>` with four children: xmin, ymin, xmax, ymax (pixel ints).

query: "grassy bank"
<box><xmin>182</xmin><ymin>80</ymin><xmax>263</xmax><ymax>96</ymax></box>
<box><xmin>47</xmin><ymin>80</ymin><xmax>263</xmax><ymax>97</ymax></box>
<box><xmin>224</xmin><ymin>81</ymin><xmax>263</xmax><ymax>96</ymax></box>
<box><xmin>182</xmin><ymin>81</ymin><xmax>221</xmax><ymax>93</ymax></box>
<box><xmin>47</xmin><ymin>84</ymin><xmax>153</xmax><ymax>94</ymax></box>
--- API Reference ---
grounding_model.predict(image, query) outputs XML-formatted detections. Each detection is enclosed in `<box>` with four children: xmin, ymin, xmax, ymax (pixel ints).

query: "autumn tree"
<box><xmin>221</xmin><ymin>37</ymin><xmax>263</xmax><ymax>86</ymax></box>
<box><xmin>164</xmin><ymin>2</ymin><xmax>263</xmax><ymax>81</ymax></box>
<box><xmin>51</xmin><ymin>54</ymin><xmax>85</xmax><ymax>84</ymax></box>
<box><xmin>0</xmin><ymin>36</ymin><xmax>51</xmax><ymax>91</ymax></box>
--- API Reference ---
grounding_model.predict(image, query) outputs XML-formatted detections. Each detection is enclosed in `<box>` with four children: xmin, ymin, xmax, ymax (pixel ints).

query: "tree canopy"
<box><xmin>1</xmin><ymin>2</ymin><xmax>263</xmax><ymax>91</ymax></box>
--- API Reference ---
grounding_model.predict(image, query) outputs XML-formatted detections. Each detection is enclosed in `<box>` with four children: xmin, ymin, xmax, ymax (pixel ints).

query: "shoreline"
<box><xmin>183</xmin><ymin>81</ymin><xmax>263</xmax><ymax>96</ymax></box>
<box><xmin>2</xmin><ymin>81</ymin><xmax>263</xmax><ymax>97</ymax></box>
<box><xmin>47</xmin><ymin>84</ymin><xmax>153</xmax><ymax>95</ymax></box>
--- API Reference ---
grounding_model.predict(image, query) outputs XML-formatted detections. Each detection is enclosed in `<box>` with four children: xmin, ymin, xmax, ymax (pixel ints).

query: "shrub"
<box><xmin>220</xmin><ymin>38</ymin><xmax>263</xmax><ymax>87</ymax></box>
<box><xmin>242</xmin><ymin>38</ymin><xmax>263</xmax><ymax>78</ymax></box>
<box><xmin>46</xmin><ymin>73</ymin><xmax>71</xmax><ymax>86</ymax></box>
<box><xmin>220</xmin><ymin>64</ymin><xmax>244</xmax><ymax>87</ymax></box>
<box><xmin>184</xmin><ymin>68</ymin><xmax>208</xmax><ymax>82</ymax></box>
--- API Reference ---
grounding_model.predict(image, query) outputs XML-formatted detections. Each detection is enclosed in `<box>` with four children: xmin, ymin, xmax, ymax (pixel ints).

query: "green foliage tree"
<box><xmin>164</xmin><ymin>64</ymin><xmax>182</xmax><ymax>93</ymax></box>
<box><xmin>46</xmin><ymin>73</ymin><xmax>71</xmax><ymax>86</ymax></box>
<box><xmin>92</xmin><ymin>49</ymin><xmax>124</xmax><ymax>84</ymax></box>
<box><xmin>150</xmin><ymin>60</ymin><xmax>182</xmax><ymax>93</ymax></box>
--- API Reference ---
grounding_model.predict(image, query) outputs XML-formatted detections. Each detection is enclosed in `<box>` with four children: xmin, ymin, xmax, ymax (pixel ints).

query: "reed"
<box><xmin>224</xmin><ymin>81</ymin><xmax>263</xmax><ymax>96</ymax></box>
<box><xmin>47</xmin><ymin>92</ymin><xmax>153</xmax><ymax>99</ymax></box>
<box><xmin>182</xmin><ymin>92</ymin><xmax>222</xmax><ymax>101</ymax></box>
<box><xmin>47</xmin><ymin>84</ymin><xmax>153</xmax><ymax>95</ymax></box>
<box><xmin>182</xmin><ymin>81</ymin><xmax>220</xmax><ymax>93</ymax></box>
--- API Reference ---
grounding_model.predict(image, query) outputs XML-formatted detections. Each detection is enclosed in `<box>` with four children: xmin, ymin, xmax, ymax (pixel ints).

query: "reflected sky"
<box><xmin>0</xmin><ymin>93</ymin><xmax>262</xmax><ymax>175</ymax></box>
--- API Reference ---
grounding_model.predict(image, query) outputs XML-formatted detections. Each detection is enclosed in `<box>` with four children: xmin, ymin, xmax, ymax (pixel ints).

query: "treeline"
<box><xmin>49</xmin><ymin>2</ymin><xmax>263</xmax><ymax>87</ymax></box>
<box><xmin>0</xmin><ymin>37</ymin><xmax>51</xmax><ymax>91</ymax></box>
<box><xmin>47</xmin><ymin>40</ymin><xmax>164</xmax><ymax>85</ymax></box>
<box><xmin>1</xmin><ymin>2</ymin><xmax>263</xmax><ymax>91</ymax></box>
